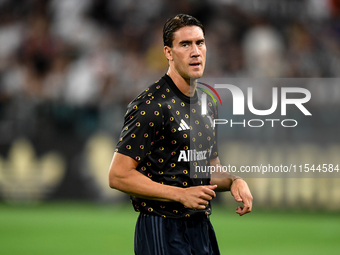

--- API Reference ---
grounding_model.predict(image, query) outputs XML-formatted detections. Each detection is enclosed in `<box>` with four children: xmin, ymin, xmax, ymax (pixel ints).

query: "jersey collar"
<box><xmin>163</xmin><ymin>74</ymin><xmax>198</xmax><ymax>104</ymax></box>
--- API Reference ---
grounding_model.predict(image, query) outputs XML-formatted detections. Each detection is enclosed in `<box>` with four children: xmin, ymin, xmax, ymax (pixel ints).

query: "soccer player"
<box><xmin>109</xmin><ymin>14</ymin><xmax>253</xmax><ymax>255</ymax></box>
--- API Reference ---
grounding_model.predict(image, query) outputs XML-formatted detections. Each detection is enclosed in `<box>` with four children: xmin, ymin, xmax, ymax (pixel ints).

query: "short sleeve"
<box><xmin>210</xmin><ymin>133</ymin><xmax>218</xmax><ymax>159</ymax></box>
<box><xmin>115</xmin><ymin>99</ymin><xmax>163</xmax><ymax>162</ymax></box>
<box><xmin>210</xmin><ymin>98</ymin><xmax>219</xmax><ymax>159</ymax></box>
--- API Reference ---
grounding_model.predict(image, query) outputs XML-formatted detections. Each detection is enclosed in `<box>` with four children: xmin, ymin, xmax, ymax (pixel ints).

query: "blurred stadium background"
<box><xmin>0</xmin><ymin>0</ymin><xmax>339</xmax><ymax>254</ymax></box>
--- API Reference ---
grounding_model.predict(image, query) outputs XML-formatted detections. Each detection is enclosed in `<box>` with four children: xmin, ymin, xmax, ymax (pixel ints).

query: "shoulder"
<box><xmin>126</xmin><ymin>76</ymin><xmax>176</xmax><ymax>114</ymax></box>
<box><xmin>123</xmin><ymin>78</ymin><xmax>169</xmax><ymax>122</ymax></box>
<box><xmin>196</xmin><ymin>87</ymin><xmax>218</xmax><ymax>117</ymax></box>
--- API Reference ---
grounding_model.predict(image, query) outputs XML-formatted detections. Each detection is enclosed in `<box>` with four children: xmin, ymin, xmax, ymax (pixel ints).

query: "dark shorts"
<box><xmin>134</xmin><ymin>213</ymin><xmax>220</xmax><ymax>255</ymax></box>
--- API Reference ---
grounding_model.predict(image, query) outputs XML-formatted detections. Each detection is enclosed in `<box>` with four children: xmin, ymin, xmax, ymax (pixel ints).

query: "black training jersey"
<box><xmin>115</xmin><ymin>74</ymin><xmax>218</xmax><ymax>219</ymax></box>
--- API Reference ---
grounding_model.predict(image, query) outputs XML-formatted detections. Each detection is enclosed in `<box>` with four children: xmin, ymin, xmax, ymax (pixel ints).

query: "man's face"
<box><xmin>168</xmin><ymin>26</ymin><xmax>206</xmax><ymax>80</ymax></box>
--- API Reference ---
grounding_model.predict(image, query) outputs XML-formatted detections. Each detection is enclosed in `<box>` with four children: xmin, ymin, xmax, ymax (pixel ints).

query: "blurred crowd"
<box><xmin>0</xmin><ymin>0</ymin><xmax>340</xmax><ymax>140</ymax></box>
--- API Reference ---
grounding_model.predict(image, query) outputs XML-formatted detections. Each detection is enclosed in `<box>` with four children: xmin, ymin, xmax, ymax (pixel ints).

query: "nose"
<box><xmin>191</xmin><ymin>44</ymin><xmax>200</xmax><ymax>57</ymax></box>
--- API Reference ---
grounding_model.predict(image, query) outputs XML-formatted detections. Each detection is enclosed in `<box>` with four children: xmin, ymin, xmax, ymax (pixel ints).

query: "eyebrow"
<box><xmin>179</xmin><ymin>39</ymin><xmax>205</xmax><ymax>45</ymax></box>
<box><xmin>179</xmin><ymin>40</ymin><xmax>191</xmax><ymax>45</ymax></box>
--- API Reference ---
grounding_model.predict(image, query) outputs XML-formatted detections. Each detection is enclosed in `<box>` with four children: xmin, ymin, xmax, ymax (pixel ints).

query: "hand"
<box><xmin>179</xmin><ymin>185</ymin><xmax>217</xmax><ymax>210</ymax></box>
<box><xmin>231</xmin><ymin>179</ymin><xmax>253</xmax><ymax>216</ymax></box>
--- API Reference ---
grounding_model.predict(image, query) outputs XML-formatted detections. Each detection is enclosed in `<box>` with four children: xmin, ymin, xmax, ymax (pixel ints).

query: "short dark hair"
<box><xmin>163</xmin><ymin>14</ymin><xmax>205</xmax><ymax>48</ymax></box>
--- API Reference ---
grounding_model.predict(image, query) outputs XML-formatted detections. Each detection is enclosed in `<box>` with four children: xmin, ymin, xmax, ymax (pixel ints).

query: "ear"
<box><xmin>164</xmin><ymin>46</ymin><xmax>173</xmax><ymax>61</ymax></box>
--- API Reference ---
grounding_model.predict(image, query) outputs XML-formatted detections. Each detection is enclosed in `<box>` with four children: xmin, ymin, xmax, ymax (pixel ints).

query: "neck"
<box><xmin>167</xmin><ymin>68</ymin><xmax>197</xmax><ymax>97</ymax></box>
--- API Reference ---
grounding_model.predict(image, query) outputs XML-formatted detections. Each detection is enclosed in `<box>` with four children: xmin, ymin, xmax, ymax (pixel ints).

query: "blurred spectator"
<box><xmin>243</xmin><ymin>24</ymin><xmax>285</xmax><ymax>77</ymax></box>
<box><xmin>19</xmin><ymin>16</ymin><xmax>57</xmax><ymax>98</ymax></box>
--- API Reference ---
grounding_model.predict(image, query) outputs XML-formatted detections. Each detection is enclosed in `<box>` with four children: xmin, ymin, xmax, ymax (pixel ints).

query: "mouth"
<box><xmin>189</xmin><ymin>62</ymin><xmax>201</xmax><ymax>68</ymax></box>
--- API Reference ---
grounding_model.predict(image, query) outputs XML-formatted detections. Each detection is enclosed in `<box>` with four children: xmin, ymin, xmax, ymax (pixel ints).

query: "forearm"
<box><xmin>211</xmin><ymin>171</ymin><xmax>242</xmax><ymax>191</ymax></box>
<box><xmin>110</xmin><ymin>167</ymin><xmax>182</xmax><ymax>202</ymax></box>
<box><xmin>108</xmin><ymin>152</ymin><xmax>183</xmax><ymax>203</ymax></box>
<box><xmin>210</xmin><ymin>157</ymin><xmax>243</xmax><ymax>191</ymax></box>
<box><xmin>109</xmin><ymin>153</ymin><xmax>219</xmax><ymax>210</ymax></box>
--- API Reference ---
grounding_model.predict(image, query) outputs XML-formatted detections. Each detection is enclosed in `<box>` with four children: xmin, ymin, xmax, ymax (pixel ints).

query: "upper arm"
<box><xmin>108</xmin><ymin>152</ymin><xmax>181</xmax><ymax>203</ymax></box>
<box><xmin>115</xmin><ymin>100</ymin><xmax>163</xmax><ymax>162</ymax></box>
<box><xmin>108</xmin><ymin>152</ymin><xmax>139</xmax><ymax>187</ymax></box>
